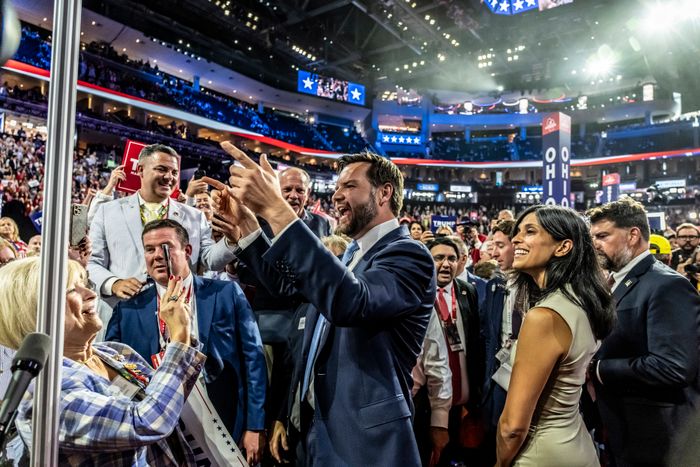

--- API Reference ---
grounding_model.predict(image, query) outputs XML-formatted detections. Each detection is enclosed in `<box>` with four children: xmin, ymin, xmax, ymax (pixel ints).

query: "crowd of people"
<box><xmin>0</xmin><ymin>140</ymin><xmax>697</xmax><ymax>467</ymax></box>
<box><xmin>14</xmin><ymin>25</ymin><xmax>368</xmax><ymax>154</ymax></box>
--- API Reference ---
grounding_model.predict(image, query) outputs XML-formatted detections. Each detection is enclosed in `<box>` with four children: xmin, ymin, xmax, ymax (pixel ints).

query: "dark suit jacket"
<box><xmin>480</xmin><ymin>276</ymin><xmax>509</xmax><ymax>431</ymax></box>
<box><xmin>237</xmin><ymin>209</ymin><xmax>332</xmax><ymax>312</ymax></box>
<box><xmin>237</xmin><ymin>210</ymin><xmax>331</xmax><ymax>344</ymax></box>
<box><xmin>105</xmin><ymin>276</ymin><xmax>267</xmax><ymax>441</ymax></box>
<box><xmin>244</xmin><ymin>220</ymin><xmax>435</xmax><ymax>466</ymax></box>
<box><xmin>595</xmin><ymin>254</ymin><xmax>700</xmax><ymax>465</ymax></box>
<box><xmin>453</xmin><ymin>277</ymin><xmax>484</xmax><ymax>408</ymax></box>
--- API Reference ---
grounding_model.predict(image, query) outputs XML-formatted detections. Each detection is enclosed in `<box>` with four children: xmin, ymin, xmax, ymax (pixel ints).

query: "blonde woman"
<box><xmin>0</xmin><ymin>257</ymin><xmax>204</xmax><ymax>465</ymax></box>
<box><xmin>0</xmin><ymin>217</ymin><xmax>27</xmax><ymax>257</ymax></box>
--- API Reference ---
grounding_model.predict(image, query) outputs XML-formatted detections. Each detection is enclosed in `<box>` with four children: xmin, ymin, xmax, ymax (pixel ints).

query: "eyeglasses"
<box><xmin>678</xmin><ymin>236</ymin><xmax>699</xmax><ymax>241</ymax></box>
<box><xmin>433</xmin><ymin>254</ymin><xmax>459</xmax><ymax>264</ymax></box>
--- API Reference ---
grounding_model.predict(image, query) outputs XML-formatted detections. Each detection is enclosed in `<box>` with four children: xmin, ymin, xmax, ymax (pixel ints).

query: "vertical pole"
<box><xmin>31</xmin><ymin>0</ymin><xmax>82</xmax><ymax>464</ymax></box>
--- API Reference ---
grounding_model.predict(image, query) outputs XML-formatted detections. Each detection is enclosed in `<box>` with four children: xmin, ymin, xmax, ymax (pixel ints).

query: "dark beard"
<box><xmin>338</xmin><ymin>198</ymin><xmax>378</xmax><ymax>238</ymax></box>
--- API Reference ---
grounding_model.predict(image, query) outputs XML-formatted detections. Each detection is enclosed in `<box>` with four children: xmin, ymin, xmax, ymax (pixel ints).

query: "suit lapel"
<box><xmin>122</xmin><ymin>194</ymin><xmax>145</xmax><ymax>261</ymax></box>
<box><xmin>193</xmin><ymin>277</ymin><xmax>214</xmax><ymax>351</ymax></box>
<box><xmin>491</xmin><ymin>280</ymin><xmax>506</xmax><ymax>338</ymax></box>
<box><xmin>313</xmin><ymin>226</ymin><xmax>407</xmax><ymax>354</ymax></box>
<box><xmin>135</xmin><ymin>287</ymin><xmax>160</xmax><ymax>357</ymax></box>
<box><xmin>613</xmin><ymin>255</ymin><xmax>655</xmax><ymax>305</ymax></box>
<box><xmin>454</xmin><ymin>280</ymin><xmax>470</xmax><ymax>326</ymax></box>
<box><xmin>168</xmin><ymin>198</ymin><xmax>185</xmax><ymax>223</ymax></box>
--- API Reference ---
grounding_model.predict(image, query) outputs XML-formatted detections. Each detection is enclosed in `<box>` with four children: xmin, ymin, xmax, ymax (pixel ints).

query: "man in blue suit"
<box><xmin>480</xmin><ymin>219</ymin><xmax>517</xmax><ymax>466</ymax></box>
<box><xmin>588</xmin><ymin>198</ymin><xmax>700</xmax><ymax>467</ymax></box>
<box><xmin>215</xmin><ymin>142</ymin><xmax>435</xmax><ymax>466</ymax></box>
<box><xmin>105</xmin><ymin>218</ymin><xmax>267</xmax><ymax>465</ymax></box>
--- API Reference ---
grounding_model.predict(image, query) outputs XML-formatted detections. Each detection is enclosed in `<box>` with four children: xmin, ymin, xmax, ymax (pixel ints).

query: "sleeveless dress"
<box><xmin>510</xmin><ymin>286</ymin><xmax>600</xmax><ymax>467</ymax></box>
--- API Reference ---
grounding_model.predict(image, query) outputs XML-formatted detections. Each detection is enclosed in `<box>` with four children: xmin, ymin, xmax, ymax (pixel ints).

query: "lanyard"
<box><xmin>140</xmin><ymin>199</ymin><xmax>169</xmax><ymax>225</ymax></box>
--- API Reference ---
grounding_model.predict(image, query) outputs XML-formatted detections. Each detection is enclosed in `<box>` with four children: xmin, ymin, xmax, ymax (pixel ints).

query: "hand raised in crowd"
<box><xmin>676</xmin><ymin>252</ymin><xmax>698</xmax><ymax>276</ymax></box>
<box><xmin>203</xmin><ymin>176</ymin><xmax>259</xmax><ymax>243</ymax></box>
<box><xmin>420</xmin><ymin>230</ymin><xmax>435</xmax><ymax>244</ymax></box>
<box><xmin>219</xmin><ymin>141</ymin><xmax>297</xmax><ymax>235</ymax></box>
<box><xmin>111</xmin><ymin>277</ymin><xmax>145</xmax><ymax>299</ymax></box>
<box><xmin>269</xmin><ymin>420</ymin><xmax>289</xmax><ymax>464</ymax></box>
<box><xmin>210</xmin><ymin>213</ymin><xmax>239</xmax><ymax>243</ymax></box>
<box><xmin>102</xmin><ymin>164</ymin><xmax>126</xmax><ymax>195</ymax></box>
<box><xmin>241</xmin><ymin>429</ymin><xmax>266</xmax><ymax>466</ymax></box>
<box><xmin>185</xmin><ymin>175</ymin><xmax>208</xmax><ymax>198</ymax></box>
<box><xmin>68</xmin><ymin>236</ymin><xmax>92</xmax><ymax>268</ymax></box>
<box><xmin>82</xmin><ymin>187</ymin><xmax>97</xmax><ymax>207</ymax></box>
<box><xmin>158</xmin><ymin>275</ymin><xmax>191</xmax><ymax>346</ymax></box>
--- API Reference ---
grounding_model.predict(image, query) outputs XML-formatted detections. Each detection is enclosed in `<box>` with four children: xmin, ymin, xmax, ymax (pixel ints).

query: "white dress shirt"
<box><xmin>412</xmin><ymin>311</ymin><xmax>452</xmax><ymax>428</ymax></box>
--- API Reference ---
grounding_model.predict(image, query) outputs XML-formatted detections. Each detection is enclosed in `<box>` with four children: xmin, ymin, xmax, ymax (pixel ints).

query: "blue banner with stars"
<box><xmin>485</xmin><ymin>0</ymin><xmax>539</xmax><ymax>15</ymax></box>
<box><xmin>378</xmin><ymin>132</ymin><xmax>423</xmax><ymax>145</ymax></box>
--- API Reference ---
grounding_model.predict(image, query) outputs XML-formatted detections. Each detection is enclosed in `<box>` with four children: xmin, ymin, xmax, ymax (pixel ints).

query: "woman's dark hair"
<box><xmin>409</xmin><ymin>221</ymin><xmax>424</xmax><ymax>232</ymax></box>
<box><xmin>511</xmin><ymin>205</ymin><xmax>615</xmax><ymax>340</ymax></box>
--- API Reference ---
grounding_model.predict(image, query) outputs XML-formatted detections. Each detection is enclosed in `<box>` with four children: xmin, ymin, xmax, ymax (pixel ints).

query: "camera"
<box><xmin>684</xmin><ymin>263</ymin><xmax>700</xmax><ymax>274</ymax></box>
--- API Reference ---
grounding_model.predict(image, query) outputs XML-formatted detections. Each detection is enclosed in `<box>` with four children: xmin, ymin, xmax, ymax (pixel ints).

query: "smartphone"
<box><xmin>69</xmin><ymin>204</ymin><xmax>89</xmax><ymax>246</ymax></box>
<box><xmin>161</xmin><ymin>243</ymin><xmax>173</xmax><ymax>278</ymax></box>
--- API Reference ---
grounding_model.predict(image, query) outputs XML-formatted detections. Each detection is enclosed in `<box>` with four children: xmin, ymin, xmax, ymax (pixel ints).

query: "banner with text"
<box><xmin>541</xmin><ymin>112</ymin><xmax>571</xmax><ymax>206</ymax></box>
<box><xmin>430</xmin><ymin>215</ymin><xmax>457</xmax><ymax>233</ymax></box>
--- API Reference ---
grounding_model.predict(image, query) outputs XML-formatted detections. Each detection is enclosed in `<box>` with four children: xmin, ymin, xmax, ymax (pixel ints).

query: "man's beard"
<box><xmin>597</xmin><ymin>244</ymin><xmax>635</xmax><ymax>272</ymax></box>
<box><xmin>337</xmin><ymin>197</ymin><xmax>378</xmax><ymax>238</ymax></box>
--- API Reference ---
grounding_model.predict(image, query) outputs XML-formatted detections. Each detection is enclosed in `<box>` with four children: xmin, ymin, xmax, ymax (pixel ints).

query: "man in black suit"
<box><xmin>588</xmin><ymin>197</ymin><xmax>700</xmax><ymax>467</ymax></box>
<box><xmin>414</xmin><ymin>237</ymin><xmax>482</xmax><ymax>467</ymax></box>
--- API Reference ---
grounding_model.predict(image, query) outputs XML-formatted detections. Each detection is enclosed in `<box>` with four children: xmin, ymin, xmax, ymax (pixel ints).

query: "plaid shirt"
<box><xmin>16</xmin><ymin>341</ymin><xmax>206</xmax><ymax>466</ymax></box>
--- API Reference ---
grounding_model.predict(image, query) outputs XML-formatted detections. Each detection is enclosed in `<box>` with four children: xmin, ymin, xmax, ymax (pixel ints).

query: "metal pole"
<box><xmin>31</xmin><ymin>0</ymin><xmax>82</xmax><ymax>464</ymax></box>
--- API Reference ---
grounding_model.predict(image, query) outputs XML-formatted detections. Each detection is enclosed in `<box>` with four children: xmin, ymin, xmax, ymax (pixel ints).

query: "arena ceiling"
<box><xmin>68</xmin><ymin>0</ymin><xmax>700</xmax><ymax>109</ymax></box>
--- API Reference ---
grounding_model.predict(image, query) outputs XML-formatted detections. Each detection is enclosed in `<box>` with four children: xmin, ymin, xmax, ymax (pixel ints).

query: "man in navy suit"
<box><xmin>105</xmin><ymin>219</ymin><xmax>267</xmax><ymax>465</ymax></box>
<box><xmin>480</xmin><ymin>219</ymin><xmax>517</xmax><ymax>465</ymax></box>
<box><xmin>215</xmin><ymin>142</ymin><xmax>435</xmax><ymax>466</ymax></box>
<box><xmin>588</xmin><ymin>198</ymin><xmax>700</xmax><ymax>467</ymax></box>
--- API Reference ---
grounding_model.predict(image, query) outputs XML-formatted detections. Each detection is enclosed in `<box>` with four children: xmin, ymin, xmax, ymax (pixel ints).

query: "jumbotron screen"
<box><xmin>297</xmin><ymin>70</ymin><xmax>366</xmax><ymax>106</ymax></box>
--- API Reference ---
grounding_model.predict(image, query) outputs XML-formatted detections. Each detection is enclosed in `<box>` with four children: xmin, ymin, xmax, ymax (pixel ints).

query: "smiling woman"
<box><xmin>496</xmin><ymin>205</ymin><xmax>614</xmax><ymax>467</ymax></box>
<box><xmin>0</xmin><ymin>257</ymin><xmax>204</xmax><ymax>465</ymax></box>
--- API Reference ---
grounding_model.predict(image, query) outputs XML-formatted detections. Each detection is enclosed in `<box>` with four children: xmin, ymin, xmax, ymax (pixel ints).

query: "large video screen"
<box><xmin>297</xmin><ymin>70</ymin><xmax>365</xmax><ymax>106</ymax></box>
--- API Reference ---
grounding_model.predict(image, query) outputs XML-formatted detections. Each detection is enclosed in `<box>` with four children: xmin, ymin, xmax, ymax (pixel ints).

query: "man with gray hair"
<box><xmin>88</xmin><ymin>143</ymin><xmax>236</xmax><ymax>312</ymax></box>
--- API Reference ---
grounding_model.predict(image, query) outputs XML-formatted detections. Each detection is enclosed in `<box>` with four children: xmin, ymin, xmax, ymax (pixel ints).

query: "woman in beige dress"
<box><xmin>496</xmin><ymin>205</ymin><xmax>615</xmax><ymax>467</ymax></box>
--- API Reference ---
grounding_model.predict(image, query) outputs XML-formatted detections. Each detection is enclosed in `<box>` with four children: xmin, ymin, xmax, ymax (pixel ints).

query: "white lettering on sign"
<box><xmin>130</xmin><ymin>157</ymin><xmax>140</xmax><ymax>173</ymax></box>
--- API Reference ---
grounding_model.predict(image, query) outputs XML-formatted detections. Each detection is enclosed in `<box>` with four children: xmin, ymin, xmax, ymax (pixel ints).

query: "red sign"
<box><xmin>602</xmin><ymin>173</ymin><xmax>621</xmax><ymax>187</ymax></box>
<box><xmin>116</xmin><ymin>140</ymin><xmax>180</xmax><ymax>198</ymax></box>
<box><xmin>542</xmin><ymin>112</ymin><xmax>571</xmax><ymax>136</ymax></box>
